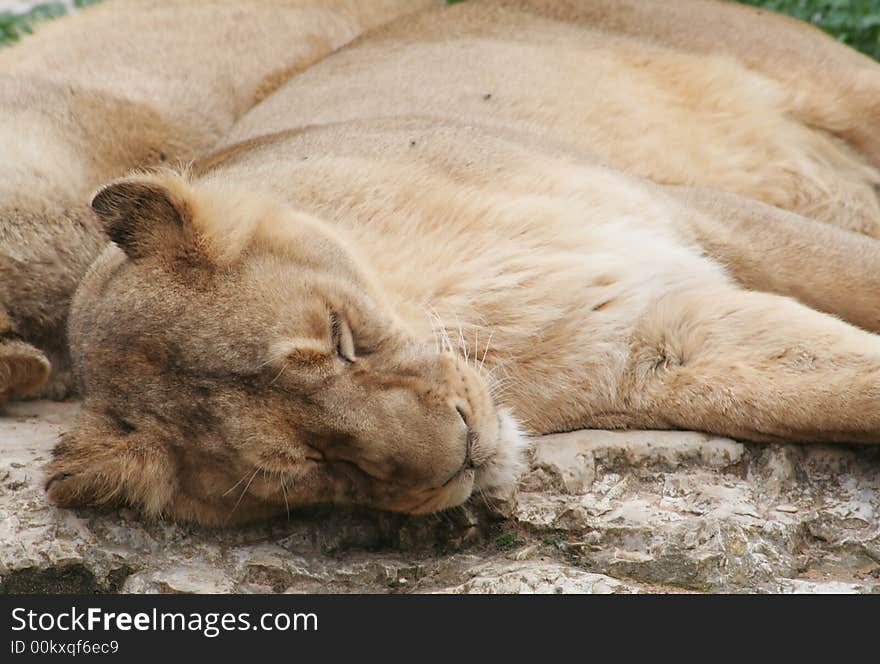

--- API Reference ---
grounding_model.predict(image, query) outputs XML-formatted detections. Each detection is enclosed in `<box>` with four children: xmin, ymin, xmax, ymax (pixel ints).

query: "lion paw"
<box><xmin>0</xmin><ymin>340</ymin><xmax>51</xmax><ymax>404</ymax></box>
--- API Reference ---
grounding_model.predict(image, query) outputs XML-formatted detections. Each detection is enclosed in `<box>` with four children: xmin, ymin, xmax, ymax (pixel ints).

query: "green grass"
<box><xmin>0</xmin><ymin>1</ymin><xmax>99</xmax><ymax>47</ymax></box>
<box><xmin>0</xmin><ymin>3</ymin><xmax>66</xmax><ymax>46</ymax></box>
<box><xmin>2</xmin><ymin>1</ymin><xmax>879</xmax><ymax>60</ymax></box>
<box><xmin>739</xmin><ymin>0</ymin><xmax>880</xmax><ymax>60</ymax></box>
<box><xmin>494</xmin><ymin>532</ymin><xmax>521</xmax><ymax>549</ymax></box>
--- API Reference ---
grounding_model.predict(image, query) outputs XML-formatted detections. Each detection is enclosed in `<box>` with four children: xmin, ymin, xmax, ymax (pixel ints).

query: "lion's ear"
<box><xmin>90</xmin><ymin>176</ymin><xmax>194</xmax><ymax>260</ymax></box>
<box><xmin>44</xmin><ymin>407</ymin><xmax>176</xmax><ymax>516</ymax></box>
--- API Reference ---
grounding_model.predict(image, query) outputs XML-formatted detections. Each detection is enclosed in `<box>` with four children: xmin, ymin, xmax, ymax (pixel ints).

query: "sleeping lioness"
<box><xmin>0</xmin><ymin>0</ymin><xmax>437</xmax><ymax>401</ymax></box>
<box><xmin>45</xmin><ymin>0</ymin><xmax>880</xmax><ymax>524</ymax></box>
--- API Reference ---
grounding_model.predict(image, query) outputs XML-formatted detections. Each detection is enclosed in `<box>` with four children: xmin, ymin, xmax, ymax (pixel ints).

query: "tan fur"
<box><xmin>503</xmin><ymin>0</ymin><xmax>880</xmax><ymax>167</ymax></box>
<box><xmin>230</xmin><ymin>0</ymin><xmax>880</xmax><ymax>236</ymax></box>
<box><xmin>45</xmin><ymin>0</ymin><xmax>880</xmax><ymax>524</ymax></box>
<box><xmin>0</xmin><ymin>0</ymin><xmax>438</xmax><ymax>401</ymax></box>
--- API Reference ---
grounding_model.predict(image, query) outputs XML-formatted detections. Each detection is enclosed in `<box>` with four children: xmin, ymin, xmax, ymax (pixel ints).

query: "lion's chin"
<box><xmin>473</xmin><ymin>408</ymin><xmax>530</xmax><ymax>496</ymax></box>
<box><xmin>405</xmin><ymin>471</ymin><xmax>476</xmax><ymax>514</ymax></box>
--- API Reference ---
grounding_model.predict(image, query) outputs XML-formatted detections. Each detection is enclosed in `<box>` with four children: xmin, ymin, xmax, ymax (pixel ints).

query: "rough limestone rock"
<box><xmin>2</xmin><ymin>401</ymin><xmax>879</xmax><ymax>593</ymax></box>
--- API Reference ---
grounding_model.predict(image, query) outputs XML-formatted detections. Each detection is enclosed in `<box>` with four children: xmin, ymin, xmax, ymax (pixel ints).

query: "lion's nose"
<box><xmin>454</xmin><ymin>405</ymin><xmax>477</xmax><ymax>470</ymax></box>
<box><xmin>465</xmin><ymin>428</ymin><xmax>477</xmax><ymax>470</ymax></box>
<box><xmin>455</xmin><ymin>404</ymin><xmax>468</xmax><ymax>427</ymax></box>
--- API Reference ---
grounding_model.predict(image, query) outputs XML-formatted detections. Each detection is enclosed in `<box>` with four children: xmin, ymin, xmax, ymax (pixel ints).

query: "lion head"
<box><xmin>44</xmin><ymin>172</ymin><xmax>526</xmax><ymax>524</ymax></box>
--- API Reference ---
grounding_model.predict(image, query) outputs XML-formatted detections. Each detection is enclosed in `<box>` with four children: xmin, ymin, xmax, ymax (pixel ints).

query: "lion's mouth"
<box><xmin>414</xmin><ymin>424</ymin><xmax>517</xmax><ymax>513</ymax></box>
<box><xmin>439</xmin><ymin>427</ymin><xmax>478</xmax><ymax>488</ymax></box>
<box><xmin>441</xmin><ymin>464</ymin><xmax>475</xmax><ymax>488</ymax></box>
<box><xmin>414</xmin><ymin>407</ymin><xmax>529</xmax><ymax>514</ymax></box>
<box><xmin>406</xmin><ymin>472</ymin><xmax>475</xmax><ymax>514</ymax></box>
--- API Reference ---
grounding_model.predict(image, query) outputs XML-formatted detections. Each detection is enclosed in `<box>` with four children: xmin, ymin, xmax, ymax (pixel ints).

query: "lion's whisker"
<box><xmin>429</xmin><ymin>306</ymin><xmax>455</xmax><ymax>355</ymax></box>
<box><xmin>479</xmin><ymin>331</ymin><xmax>494</xmax><ymax>372</ymax></box>
<box><xmin>269</xmin><ymin>365</ymin><xmax>286</xmax><ymax>386</ymax></box>
<box><xmin>456</xmin><ymin>317</ymin><xmax>469</xmax><ymax>363</ymax></box>
<box><xmin>255</xmin><ymin>343</ymin><xmax>296</xmax><ymax>371</ymax></box>
<box><xmin>280</xmin><ymin>476</ymin><xmax>291</xmax><ymax>520</ymax></box>
<box><xmin>474</xmin><ymin>325</ymin><xmax>480</xmax><ymax>369</ymax></box>
<box><xmin>222</xmin><ymin>470</ymin><xmax>252</xmax><ymax>497</ymax></box>
<box><xmin>231</xmin><ymin>468</ymin><xmax>260</xmax><ymax>514</ymax></box>
<box><xmin>424</xmin><ymin>305</ymin><xmax>441</xmax><ymax>354</ymax></box>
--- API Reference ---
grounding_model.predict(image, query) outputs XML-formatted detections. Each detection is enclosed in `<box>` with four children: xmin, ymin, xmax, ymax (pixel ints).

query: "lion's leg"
<box><xmin>668</xmin><ymin>185</ymin><xmax>880</xmax><ymax>334</ymax></box>
<box><xmin>0</xmin><ymin>204</ymin><xmax>104</xmax><ymax>401</ymax></box>
<box><xmin>626</xmin><ymin>285</ymin><xmax>880</xmax><ymax>444</ymax></box>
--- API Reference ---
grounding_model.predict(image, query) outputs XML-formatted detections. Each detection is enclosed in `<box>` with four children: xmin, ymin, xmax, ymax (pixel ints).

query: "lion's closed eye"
<box><xmin>330</xmin><ymin>312</ymin><xmax>355</xmax><ymax>364</ymax></box>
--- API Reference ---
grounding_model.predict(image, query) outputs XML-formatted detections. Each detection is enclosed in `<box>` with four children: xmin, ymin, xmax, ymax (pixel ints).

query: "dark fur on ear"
<box><xmin>90</xmin><ymin>177</ymin><xmax>190</xmax><ymax>259</ymax></box>
<box><xmin>44</xmin><ymin>407</ymin><xmax>176</xmax><ymax>515</ymax></box>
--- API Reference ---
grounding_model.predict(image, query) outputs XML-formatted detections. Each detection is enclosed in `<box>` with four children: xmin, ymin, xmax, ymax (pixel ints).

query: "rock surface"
<box><xmin>2</xmin><ymin>401</ymin><xmax>879</xmax><ymax>594</ymax></box>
